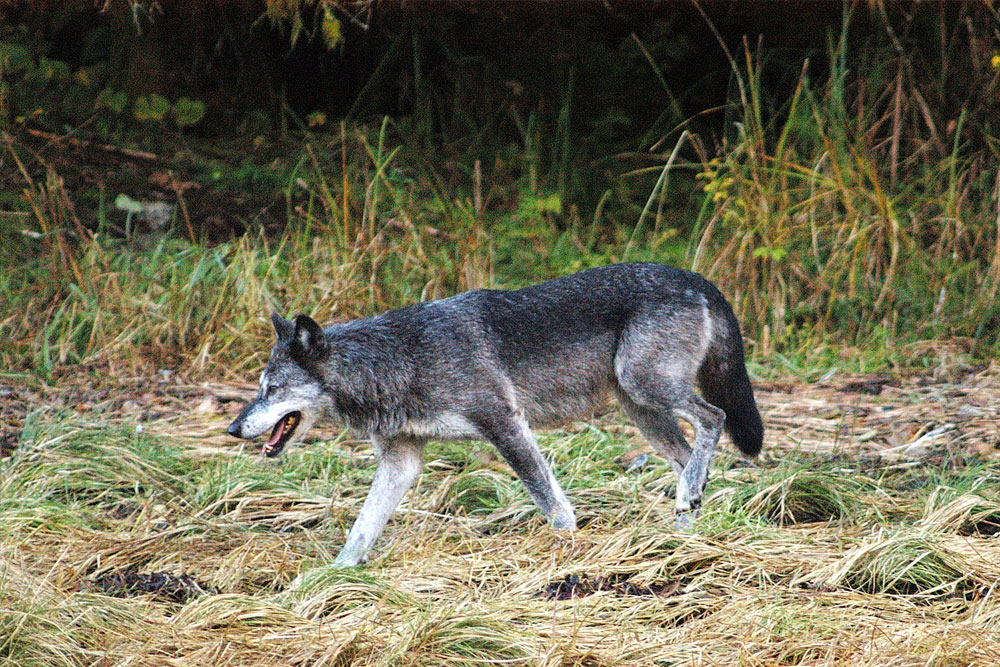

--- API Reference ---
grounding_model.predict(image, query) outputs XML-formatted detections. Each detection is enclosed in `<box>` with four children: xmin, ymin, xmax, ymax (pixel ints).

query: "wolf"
<box><xmin>227</xmin><ymin>262</ymin><xmax>763</xmax><ymax>567</ymax></box>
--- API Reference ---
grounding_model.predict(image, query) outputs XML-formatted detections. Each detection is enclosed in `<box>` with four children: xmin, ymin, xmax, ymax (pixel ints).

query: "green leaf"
<box><xmin>0</xmin><ymin>42</ymin><xmax>32</xmax><ymax>74</ymax></box>
<box><xmin>96</xmin><ymin>88</ymin><xmax>128</xmax><ymax>114</ymax></box>
<box><xmin>537</xmin><ymin>193</ymin><xmax>562</xmax><ymax>215</ymax></box>
<box><xmin>173</xmin><ymin>97</ymin><xmax>206</xmax><ymax>128</ymax></box>
<box><xmin>114</xmin><ymin>194</ymin><xmax>144</xmax><ymax>214</ymax></box>
<box><xmin>306</xmin><ymin>111</ymin><xmax>327</xmax><ymax>128</ymax></box>
<box><xmin>134</xmin><ymin>94</ymin><xmax>170</xmax><ymax>122</ymax></box>
<box><xmin>38</xmin><ymin>57</ymin><xmax>70</xmax><ymax>81</ymax></box>
<box><xmin>753</xmin><ymin>246</ymin><xmax>788</xmax><ymax>262</ymax></box>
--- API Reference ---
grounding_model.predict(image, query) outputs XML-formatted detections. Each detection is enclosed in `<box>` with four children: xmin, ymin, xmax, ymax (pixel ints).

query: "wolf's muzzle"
<box><xmin>227</xmin><ymin>401</ymin><xmax>256</xmax><ymax>438</ymax></box>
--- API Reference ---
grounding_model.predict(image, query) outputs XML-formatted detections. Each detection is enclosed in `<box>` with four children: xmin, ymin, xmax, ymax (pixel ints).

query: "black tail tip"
<box><xmin>725</xmin><ymin>402</ymin><xmax>763</xmax><ymax>458</ymax></box>
<box><xmin>737</xmin><ymin>427</ymin><xmax>764</xmax><ymax>458</ymax></box>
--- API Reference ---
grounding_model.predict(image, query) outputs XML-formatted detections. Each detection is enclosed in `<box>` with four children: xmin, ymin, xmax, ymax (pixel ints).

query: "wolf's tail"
<box><xmin>696</xmin><ymin>294</ymin><xmax>763</xmax><ymax>457</ymax></box>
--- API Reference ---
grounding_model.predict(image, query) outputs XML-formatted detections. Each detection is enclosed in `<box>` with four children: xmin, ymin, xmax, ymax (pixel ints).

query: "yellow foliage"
<box><xmin>321</xmin><ymin>6</ymin><xmax>343</xmax><ymax>51</ymax></box>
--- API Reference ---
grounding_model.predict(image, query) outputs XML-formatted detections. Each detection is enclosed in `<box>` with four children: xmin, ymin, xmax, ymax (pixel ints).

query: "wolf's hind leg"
<box><xmin>334</xmin><ymin>437</ymin><xmax>425</xmax><ymax>567</ymax></box>
<box><xmin>618</xmin><ymin>394</ymin><xmax>697</xmax><ymax>529</ymax></box>
<box><xmin>477</xmin><ymin>409</ymin><xmax>576</xmax><ymax>530</ymax></box>
<box><xmin>617</xmin><ymin>394</ymin><xmax>691</xmax><ymax>479</ymax></box>
<box><xmin>670</xmin><ymin>394</ymin><xmax>724</xmax><ymax>515</ymax></box>
<box><xmin>616</xmin><ymin>369</ymin><xmax>725</xmax><ymax>525</ymax></box>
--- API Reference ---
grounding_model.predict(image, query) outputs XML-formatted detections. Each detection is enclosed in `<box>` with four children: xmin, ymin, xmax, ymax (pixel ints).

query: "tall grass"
<box><xmin>673</xmin><ymin>6</ymin><xmax>1000</xmax><ymax>361</ymax></box>
<box><xmin>1</xmin><ymin>124</ymin><xmax>495</xmax><ymax>379</ymax></box>
<box><xmin>3</xmin><ymin>6</ymin><xmax>1000</xmax><ymax>381</ymax></box>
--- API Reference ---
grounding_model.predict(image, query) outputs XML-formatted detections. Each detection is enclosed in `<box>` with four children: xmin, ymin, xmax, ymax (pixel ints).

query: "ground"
<box><xmin>2</xmin><ymin>360</ymin><xmax>1000</xmax><ymax>666</ymax></box>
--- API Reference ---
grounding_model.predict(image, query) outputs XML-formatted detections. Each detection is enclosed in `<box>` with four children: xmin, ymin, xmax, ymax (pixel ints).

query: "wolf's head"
<box><xmin>227</xmin><ymin>313</ymin><xmax>331</xmax><ymax>458</ymax></box>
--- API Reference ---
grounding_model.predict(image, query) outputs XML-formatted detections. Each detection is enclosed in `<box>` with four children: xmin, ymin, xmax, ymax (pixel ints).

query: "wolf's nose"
<box><xmin>227</xmin><ymin>421</ymin><xmax>240</xmax><ymax>437</ymax></box>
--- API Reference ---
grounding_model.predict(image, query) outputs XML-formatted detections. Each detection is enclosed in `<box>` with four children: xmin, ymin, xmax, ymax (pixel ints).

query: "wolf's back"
<box><xmin>696</xmin><ymin>291</ymin><xmax>763</xmax><ymax>457</ymax></box>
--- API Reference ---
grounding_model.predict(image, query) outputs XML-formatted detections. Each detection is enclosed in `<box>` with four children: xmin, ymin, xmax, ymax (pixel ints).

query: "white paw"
<box><xmin>551</xmin><ymin>509</ymin><xmax>577</xmax><ymax>531</ymax></box>
<box><xmin>674</xmin><ymin>509</ymin><xmax>698</xmax><ymax>531</ymax></box>
<box><xmin>332</xmin><ymin>550</ymin><xmax>366</xmax><ymax>568</ymax></box>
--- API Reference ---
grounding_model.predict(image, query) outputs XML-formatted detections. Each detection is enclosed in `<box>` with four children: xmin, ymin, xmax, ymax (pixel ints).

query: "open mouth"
<box><xmin>262</xmin><ymin>411</ymin><xmax>301</xmax><ymax>458</ymax></box>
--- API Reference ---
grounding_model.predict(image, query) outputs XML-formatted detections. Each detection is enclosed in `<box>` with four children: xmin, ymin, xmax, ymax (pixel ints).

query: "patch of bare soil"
<box><xmin>541</xmin><ymin>573</ymin><xmax>681</xmax><ymax>600</ymax></box>
<box><xmin>0</xmin><ymin>382</ymin><xmax>26</xmax><ymax>458</ymax></box>
<box><xmin>838</xmin><ymin>373</ymin><xmax>902</xmax><ymax>395</ymax></box>
<box><xmin>86</xmin><ymin>568</ymin><xmax>217</xmax><ymax>603</ymax></box>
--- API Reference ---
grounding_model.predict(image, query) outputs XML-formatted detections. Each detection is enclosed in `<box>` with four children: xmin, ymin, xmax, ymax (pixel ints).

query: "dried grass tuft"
<box><xmin>385</xmin><ymin>606</ymin><xmax>532</xmax><ymax>666</ymax></box>
<box><xmin>715</xmin><ymin>464</ymin><xmax>869</xmax><ymax>526</ymax></box>
<box><xmin>277</xmin><ymin>565</ymin><xmax>412</xmax><ymax>620</ymax></box>
<box><xmin>807</xmin><ymin>530</ymin><xmax>978</xmax><ymax>597</ymax></box>
<box><xmin>920</xmin><ymin>489</ymin><xmax>1000</xmax><ymax>536</ymax></box>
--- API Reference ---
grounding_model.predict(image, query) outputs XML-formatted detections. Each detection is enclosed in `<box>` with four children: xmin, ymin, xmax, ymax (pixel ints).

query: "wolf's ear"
<box><xmin>271</xmin><ymin>312</ymin><xmax>295</xmax><ymax>342</ymax></box>
<box><xmin>291</xmin><ymin>314</ymin><xmax>328</xmax><ymax>358</ymax></box>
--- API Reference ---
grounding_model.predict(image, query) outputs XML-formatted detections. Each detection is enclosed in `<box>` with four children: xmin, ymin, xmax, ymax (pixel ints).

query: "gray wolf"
<box><xmin>227</xmin><ymin>262</ymin><xmax>762</xmax><ymax>567</ymax></box>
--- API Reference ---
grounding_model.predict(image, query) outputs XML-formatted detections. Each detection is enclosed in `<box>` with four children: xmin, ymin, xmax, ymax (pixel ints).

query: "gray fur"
<box><xmin>228</xmin><ymin>262</ymin><xmax>763</xmax><ymax>566</ymax></box>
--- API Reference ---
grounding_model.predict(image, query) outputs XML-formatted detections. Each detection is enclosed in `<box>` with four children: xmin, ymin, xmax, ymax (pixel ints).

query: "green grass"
<box><xmin>3</xmin><ymin>410</ymin><xmax>998</xmax><ymax>665</ymax></box>
<box><xmin>713</xmin><ymin>462</ymin><xmax>875</xmax><ymax>527</ymax></box>
<box><xmin>437</xmin><ymin>468</ymin><xmax>515</xmax><ymax>517</ymax></box>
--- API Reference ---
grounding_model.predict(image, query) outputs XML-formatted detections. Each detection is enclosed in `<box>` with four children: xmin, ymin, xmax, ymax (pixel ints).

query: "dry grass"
<box><xmin>2</xmin><ymin>365</ymin><xmax>1000</xmax><ymax>666</ymax></box>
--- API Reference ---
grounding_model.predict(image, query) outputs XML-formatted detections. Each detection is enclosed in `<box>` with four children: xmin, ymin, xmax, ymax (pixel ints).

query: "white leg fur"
<box><xmin>334</xmin><ymin>439</ymin><xmax>424</xmax><ymax>567</ymax></box>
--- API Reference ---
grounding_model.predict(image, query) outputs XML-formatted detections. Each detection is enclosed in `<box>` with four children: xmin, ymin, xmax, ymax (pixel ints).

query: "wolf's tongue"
<box><xmin>265</xmin><ymin>416</ymin><xmax>285</xmax><ymax>450</ymax></box>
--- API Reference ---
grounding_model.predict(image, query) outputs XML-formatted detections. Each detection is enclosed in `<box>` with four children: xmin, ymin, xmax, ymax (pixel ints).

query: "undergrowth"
<box><xmin>2</xmin><ymin>5</ymin><xmax>1000</xmax><ymax>382</ymax></box>
<box><xmin>2</xmin><ymin>94</ymin><xmax>997</xmax><ymax>382</ymax></box>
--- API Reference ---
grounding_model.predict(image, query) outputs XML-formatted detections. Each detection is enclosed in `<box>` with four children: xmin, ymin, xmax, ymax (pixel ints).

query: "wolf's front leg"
<box><xmin>478</xmin><ymin>410</ymin><xmax>576</xmax><ymax>531</ymax></box>
<box><xmin>333</xmin><ymin>438</ymin><xmax>425</xmax><ymax>567</ymax></box>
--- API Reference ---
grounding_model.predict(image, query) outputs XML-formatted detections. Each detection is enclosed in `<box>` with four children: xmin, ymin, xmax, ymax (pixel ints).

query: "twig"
<box><xmin>168</xmin><ymin>171</ymin><xmax>197</xmax><ymax>243</ymax></box>
<box><xmin>24</xmin><ymin>128</ymin><xmax>160</xmax><ymax>161</ymax></box>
